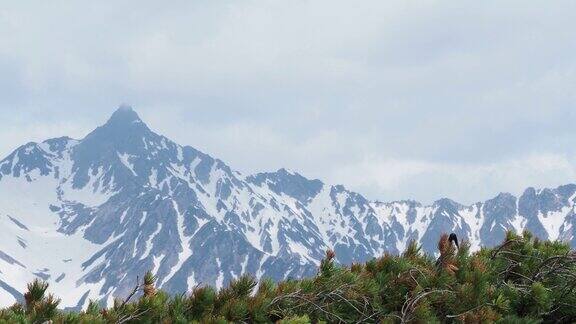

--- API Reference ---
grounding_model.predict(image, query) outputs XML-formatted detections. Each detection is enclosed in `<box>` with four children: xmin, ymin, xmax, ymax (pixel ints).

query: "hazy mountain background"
<box><xmin>1</xmin><ymin>107</ymin><xmax>575</xmax><ymax>309</ymax></box>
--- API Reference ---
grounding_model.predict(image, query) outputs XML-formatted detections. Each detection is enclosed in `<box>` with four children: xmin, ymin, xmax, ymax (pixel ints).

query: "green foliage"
<box><xmin>230</xmin><ymin>274</ymin><xmax>257</xmax><ymax>298</ymax></box>
<box><xmin>187</xmin><ymin>286</ymin><xmax>216</xmax><ymax>320</ymax></box>
<box><xmin>277</xmin><ymin>314</ymin><xmax>311</xmax><ymax>323</ymax></box>
<box><xmin>85</xmin><ymin>299</ymin><xmax>101</xmax><ymax>316</ymax></box>
<box><xmin>402</xmin><ymin>239</ymin><xmax>421</xmax><ymax>259</ymax></box>
<box><xmin>1</xmin><ymin>232</ymin><xmax>576</xmax><ymax>323</ymax></box>
<box><xmin>23</xmin><ymin>279</ymin><xmax>48</xmax><ymax>310</ymax></box>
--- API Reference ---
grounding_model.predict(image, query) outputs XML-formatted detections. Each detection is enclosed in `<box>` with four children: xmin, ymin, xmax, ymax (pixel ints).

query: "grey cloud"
<box><xmin>1</xmin><ymin>0</ymin><xmax>576</xmax><ymax>204</ymax></box>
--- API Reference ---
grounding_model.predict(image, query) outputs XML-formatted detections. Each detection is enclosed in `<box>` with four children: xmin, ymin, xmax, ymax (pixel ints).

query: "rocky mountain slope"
<box><xmin>1</xmin><ymin>107</ymin><xmax>575</xmax><ymax>308</ymax></box>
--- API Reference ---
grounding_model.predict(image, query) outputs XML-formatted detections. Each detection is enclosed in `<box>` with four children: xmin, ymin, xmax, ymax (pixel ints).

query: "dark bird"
<box><xmin>448</xmin><ymin>233</ymin><xmax>459</xmax><ymax>249</ymax></box>
<box><xmin>436</xmin><ymin>233</ymin><xmax>459</xmax><ymax>275</ymax></box>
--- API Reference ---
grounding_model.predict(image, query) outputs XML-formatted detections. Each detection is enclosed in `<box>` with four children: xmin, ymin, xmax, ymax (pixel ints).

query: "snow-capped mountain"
<box><xmin>1</xmin><ymin>106</ymin><xmax>576</xmax><ymax>309</ymax></box>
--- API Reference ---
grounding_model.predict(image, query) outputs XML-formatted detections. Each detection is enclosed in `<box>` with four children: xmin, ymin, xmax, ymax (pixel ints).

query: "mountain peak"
<box><xmin>79</xmin><ymin>105</ymin><xmax>153</xmax><ymax>149</ymax></box>
<box><xmin>107</xmin><ymin>105</ymin><xmax>142</xmax><ymax>126</ymax></box>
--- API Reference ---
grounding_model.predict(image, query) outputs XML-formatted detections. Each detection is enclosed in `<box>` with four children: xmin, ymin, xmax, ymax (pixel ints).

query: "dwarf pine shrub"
<box><xmin>1</xmin><ymin>231</ymin><xmax>576</xmax><ymax>323</ymax></box>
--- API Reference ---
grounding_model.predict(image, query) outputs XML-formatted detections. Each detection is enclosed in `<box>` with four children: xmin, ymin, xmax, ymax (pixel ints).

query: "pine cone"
<box><xmin>143</xmin><ymin>284</ymin><xmax>156</xmax><ymax>297</ymax></box>
<box><xmin>143</xmin><ymin>271</ymin><xmax>157</xmax><ymax>297</ymax></box>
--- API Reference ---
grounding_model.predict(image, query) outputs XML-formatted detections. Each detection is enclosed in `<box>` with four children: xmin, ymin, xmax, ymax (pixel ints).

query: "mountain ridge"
<box><xmin>1</xmin><ymin>106</ymin><xmax>575</xmax><ymax>309</ymax></box>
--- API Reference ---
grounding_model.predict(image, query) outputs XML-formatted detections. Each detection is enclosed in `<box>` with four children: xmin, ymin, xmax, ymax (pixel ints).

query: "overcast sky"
<box><xmin>1</xmin><ymin>1</ymin><xmax>576</xmax><ymax>204</ymax></box>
